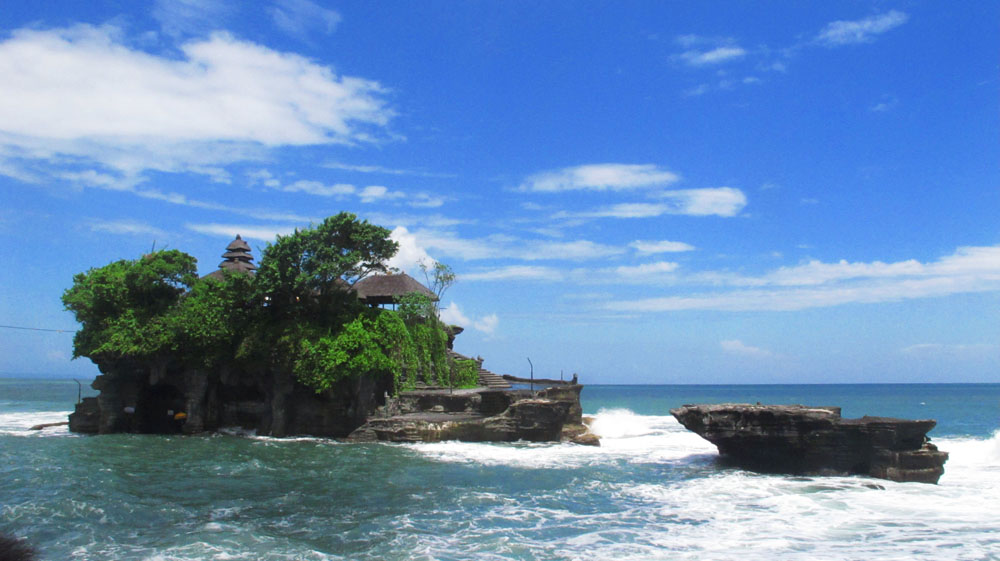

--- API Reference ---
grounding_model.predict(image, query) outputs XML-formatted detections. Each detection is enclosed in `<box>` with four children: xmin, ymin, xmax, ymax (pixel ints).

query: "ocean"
<box><xmin>2</xmin><ymin>379</ymin><xmax>998</xmax><ymax>561</ymax></box>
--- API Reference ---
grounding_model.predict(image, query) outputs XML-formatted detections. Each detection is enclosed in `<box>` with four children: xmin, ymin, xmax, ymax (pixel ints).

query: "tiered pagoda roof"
<box><xmin>203</xmin><ymin>234</ymin><xmax>257</xmax><ymax>280</ymax></box>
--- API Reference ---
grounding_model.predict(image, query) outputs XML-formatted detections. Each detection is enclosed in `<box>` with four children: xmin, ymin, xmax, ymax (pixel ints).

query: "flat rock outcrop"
<box><xmin>348</xmin><ymin>385</ymin><xmax>599</xmax><ymax>445</ymax></box>
<box><xmin>670</xmin><ymin>403</ymin><xmax>948</xmax><ymax>484</ymax></box>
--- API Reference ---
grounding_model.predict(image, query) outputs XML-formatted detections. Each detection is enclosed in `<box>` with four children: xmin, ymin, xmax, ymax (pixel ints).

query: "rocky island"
<box><xmin>671</xmin><ymin>403</ymin><xmax>948</xmax><ymax>483</ymax></box>
<box><xmin>64</xmin><ymin>213</ymin><xmax>597</xmax><ymax>446</ymax></box>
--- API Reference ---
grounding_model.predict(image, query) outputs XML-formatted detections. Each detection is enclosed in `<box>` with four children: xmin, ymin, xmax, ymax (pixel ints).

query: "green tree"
<box><xmin>420</xmin><ymin>260</ymin><xmax>457</xmax><ymax>304</ymax></box>
<box><xmin>62</xmin><ymin>250</ymin><xmax>198</xmax><ymax>361</ymax></box>
<box><xmin>168</xmin><ymin>271</ymin><xmax>256</xmax><ymax>367</ymax></box>
<box><xmin>254</xmin><ymin>212</ymin><xmax>398</xmax><ymax>323</ymax></box>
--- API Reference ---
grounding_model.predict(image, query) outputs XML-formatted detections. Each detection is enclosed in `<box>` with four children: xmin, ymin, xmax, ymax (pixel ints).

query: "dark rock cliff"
<box><xmin>68</xmin><ymin>362</ymin><xmax>597</xmax><ymax>445</ymax></box>
<box><xmin>670</xmin><ymin>403</ymin><xmax>948</xmax><ymax>484</ymax></box>
<box><xmin>69</xmin><ymin>359</ymin><xmax>392</xmax><ymax>438</ymax></box>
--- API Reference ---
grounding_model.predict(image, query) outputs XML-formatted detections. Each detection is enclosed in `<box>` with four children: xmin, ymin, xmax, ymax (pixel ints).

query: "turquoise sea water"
<box><xmin>2</xmin><ymin>378</ymin><xmax>999</xmax><ymax>560</ymax></box>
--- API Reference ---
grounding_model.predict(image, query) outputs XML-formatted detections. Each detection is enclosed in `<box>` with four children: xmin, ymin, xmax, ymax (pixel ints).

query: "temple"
<box><xmin>69</xmin><ymin>234</ymin><xmax>597</xmax><ymax>445</ymax></box>
<box><xmin>202</xmin><ymin>234</ymin><xmax>257</xmax><ymax>280</ymax></box>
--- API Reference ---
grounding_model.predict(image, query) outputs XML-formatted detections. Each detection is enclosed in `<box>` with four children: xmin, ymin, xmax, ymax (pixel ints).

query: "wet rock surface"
<box><xmin>670</xmin><ymin>403</ymin><xmax>948</xmax><ymax>484</ymax></box>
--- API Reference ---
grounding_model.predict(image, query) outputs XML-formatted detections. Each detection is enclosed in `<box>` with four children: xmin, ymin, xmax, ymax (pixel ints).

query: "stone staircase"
<box><xmin>448</xmin><ymin>350</ymin><xmax>511</xmax><ymax>389</ymax></box>
<box><xmin>477</xmin><ymin>367</ymin><xmax>511</xmax><ymax>389</ymax></box>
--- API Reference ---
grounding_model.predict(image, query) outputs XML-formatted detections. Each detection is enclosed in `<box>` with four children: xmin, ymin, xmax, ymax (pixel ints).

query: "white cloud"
<box><xmin>901</xmin><ymin>343</ymin><xmax>998</xmax><ymax>356</ymax></box>
<box><xmin>607</xmin><ymin>244</ymin><xmax>1000</xmax><ymax>312</ymax></box>
<box><xmin>900</xmin><ymin>343</ymin><xmax>1000</xmax><ymax>354</ymax></box>
<box><xmin>870</xmin><ymin>96</ymin><xmax>899</xmax><ymax>113</ymax></box>
<box><xmin>462</xmin><ymin>265</ymin><xmax>563</xmax><ymax>282</ymax></box>
<box><xmin>567</xmin><ymin>202</ymin><xmax>669</xmax><ymax>219</ymax></box>
<box><xmin>474</xmin><ymin>314</ymin><xmax>499</xmax><ymax>335</ymax></box>
<box><xmin>721</xmin><ymin>339</ymin><xmax>774</xmax><ymax>358</ymax></box>
<box><xmin>438</xmin><ymin>301</ymin><xmax>471</xmax><ymax>327</ymax></box>
<box><xmin>679</xmin><ymin>46</ymin><xmax>747</xmax><ymax>66</ymax></box>
<box><xmin>682</xmin><ymin>83</ymin><xmax>711</xmax><ymax>97</ymax></box>
<box><xmin>186</xmin><ymin>222</ymin><xmax>296</xmax><ymax>242</ymax></box>
<box><xmin>563</xmin><ymin>187</ymin><xmax>747</xmax><ymax>219</ymax></box>
<box><xmin>153</xmin><ymin>0</ymin><xmax>232</xmax><ymax>38</ymax></box>
<box><xmin>411</xmin><ymin>230</ymin><xmax>624</xmax><ymax>262</ymax></box>
<box><xmin>270</xmin><ymin>0</ymin><xmax>341</xmax><ymax>39</ymax></box>
<box><xmin>88</xmin><ymin>219</ymin><xmax>167</xmax><ymax>237</ymax></box>
<box><xmin>613</xmin><ymin>261</ymin><xmax>679</xmax><ymax>276</ymax></box>
<box><xmin>763</xmin><ymin>259</ymin><xmax>925</xmax><ymax>286</ymax></box>
<box><xmin>385</xmin><ymin>226</ymin><xmax>434</xmax><ymax>275</ymax></box>
<box><xmin>630</xmin><ymin>240</ymin><xmax>696</xmax><ymax>254</ymax></box>
<box><xmin>0</xmin><ymin>25</ymin><xmax>393</xmax><ymax>183</ymax></box>
<box><xmin>359</xmin><ymin>185</ymin><xmax>405</xmax><ymax>203</ymax></box>
<box><xmin>656</xmin><ymin>187</ymin><xmax>748</xmax><ymax>216</ymax></box>
<box><xmin>523</xmin><ymin>240</ymin><xmax>623</xmax><ymax>261</ymax></box>
<box><xmin>283</xmin><ymin>180</ymin><xmax>355</xmax><ymax>197</ymax></box>
<box><xmin>815</xmin><ymin>11</ymin><xmax>909</xmax><ymax>46</ymax></box>
<box><xmin>520</xmin><ymin>163</ymin><xmax>679</xmax><ymax>192</ymax></box>
<box><xmin>270</xmin><ymin>177</ymin><xmax>414</xmax><ymax>205</ymax></box>
<box><xmin>325</xmin><ymin>161</ymin><xmax>455</xmax><ymax>179</ymax></box>
<box><xmin>409</xmin><ymin>193</ymin><xmax>446</xmax><ymax>208</ymax></box>
<box><xmin>439</xmin><ymin>302</ymin><xmax>498</xmax><ymax>335</ymax></box>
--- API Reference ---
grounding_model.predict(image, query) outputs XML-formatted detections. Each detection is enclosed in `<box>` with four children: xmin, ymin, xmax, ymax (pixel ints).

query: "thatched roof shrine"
<box><xmin>353</xmin><ymin>272</ymin><xmax>437</xmax><ymax>306</ymax></box>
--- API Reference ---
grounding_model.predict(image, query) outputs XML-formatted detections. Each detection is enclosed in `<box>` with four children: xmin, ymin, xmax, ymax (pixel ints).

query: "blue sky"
<box><xmin>1</xmin><ymin>1</ymin><xmax>998</xmax><ymax>383</ymax></box>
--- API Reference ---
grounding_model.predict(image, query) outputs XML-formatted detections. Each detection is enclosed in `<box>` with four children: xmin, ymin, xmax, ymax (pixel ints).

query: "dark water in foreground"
<box><xmin>2</xmin><ymin>379</ymin><xmax>998</xmax><ymax>560</ymax></box>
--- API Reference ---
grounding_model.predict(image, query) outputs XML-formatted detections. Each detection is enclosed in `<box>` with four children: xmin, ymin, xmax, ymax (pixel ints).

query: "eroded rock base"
<box><xmin>670</xmin><ymin>404</ymin><xmax>947</xmax><ymax>484</ymax></box>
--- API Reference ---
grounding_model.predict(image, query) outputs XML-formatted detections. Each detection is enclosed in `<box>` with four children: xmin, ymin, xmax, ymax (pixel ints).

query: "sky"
<box><xmin>1</xmin><ymin>1</ymin><xmax>998</xmax><ymax>384</ymax></box>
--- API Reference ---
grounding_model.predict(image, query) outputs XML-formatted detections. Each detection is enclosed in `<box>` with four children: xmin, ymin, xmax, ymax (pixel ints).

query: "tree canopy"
<box><xmin>62</xmin><ymin>213</ymin><xmax>472</xmax><ymax>392</ymax></box>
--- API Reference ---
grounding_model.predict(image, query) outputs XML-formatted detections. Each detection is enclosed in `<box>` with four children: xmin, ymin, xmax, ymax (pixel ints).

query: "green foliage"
<box><xmin>406</xmin><ymin>320</ymin><xmax>450</xmax><ymax>386</ymax></box>
<box><xmin>62</xmin><ymin>250</ymin><xmax>198</xmax><ymax>361</ymax></box>
<box><xmin>168</xmin><ymin>272</ymin><xmax>256</xmax><ymax>367</ymax></box>
<box><xmin>293</xmin><ymin>311</ymin><xmax>405</xmax><ymax>392</ymax></box>
<box><xmin>451</xmin><ymin>359</ymin><xmax>480</xmax><ymax>389</ymax></box>
<box><xmin>420</xmin><ymin>260</ymin><xmax>456</xmax><ymax>304</ymax></box>
<box><xmin>254</xmin><ymin>212</ymin><xmax>398</xmax><ymax>323</ymax></box>
<box><xmin>395</xmin><ymin>291</ymin><xmax>436</xmax><ymax>324</ymax></box>
<box><xmin>63</xmin><ymin>214</ymin><xmax>466</xmax><ymax>396</ymax></box>
<box><xmin>291</xmin><ymin>308</ymin><xmax>453</xmax><ymax>394</ymax></box>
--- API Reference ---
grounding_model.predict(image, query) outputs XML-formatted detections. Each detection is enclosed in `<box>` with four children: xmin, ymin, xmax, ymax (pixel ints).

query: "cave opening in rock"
<box><xmin>138</xmin><ymin>384</ymin><xmax>186</xmax><ymax>434</ymax></box>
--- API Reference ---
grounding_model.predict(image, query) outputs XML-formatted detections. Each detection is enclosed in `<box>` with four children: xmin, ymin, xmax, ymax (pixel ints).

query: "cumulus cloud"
<box><xmin>815</xmin><ymin>11</ymin><xmax>909</xmax><ymax>46</ymax></box>
<box><xmin>439</xmin><ymin>302</ymin><xmax>498</xmax><ymax>335</ymax></box>
<box><xmin>385</xmin><ymin>226</ymin><xmax>434</xmax><ymax>275</ymax></box>
<box><xmin>519</xmin><ymin>163</ymin><xmax>679</xmax><ymax>192</ymax></box>
<box><xmin>630</xmin><ymin>240</ymin><xmax>696</xmax><ymax>254</ymax></box>
<box><xmin>0</xmin><ymin>25</ymin><xmax>393</xmax><ymax>185</ymax></box>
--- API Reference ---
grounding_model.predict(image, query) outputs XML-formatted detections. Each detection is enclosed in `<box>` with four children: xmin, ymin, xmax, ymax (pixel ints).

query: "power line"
<box><xmin>0</xmin><ymin>324</ymin><xmax>74</xmax><ymax>334</ymax></box>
